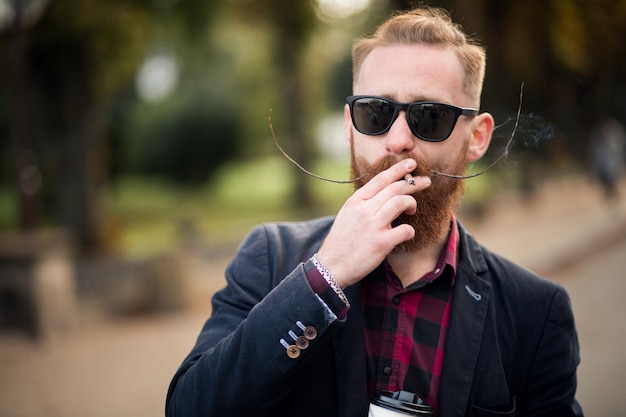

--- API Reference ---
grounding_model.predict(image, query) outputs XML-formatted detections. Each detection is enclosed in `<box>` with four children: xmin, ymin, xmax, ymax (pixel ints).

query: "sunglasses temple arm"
<box><xmin>432</xmin><ymin>82</ymin><xmax>523</xmax><ymax>179</ymax></box>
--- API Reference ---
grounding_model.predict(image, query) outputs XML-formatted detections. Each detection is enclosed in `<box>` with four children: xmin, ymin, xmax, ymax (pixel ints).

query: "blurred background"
<box><xmin>0</xmin><ymin>0</ymin><xmax>625</xmax><ymax>416</ymax></box>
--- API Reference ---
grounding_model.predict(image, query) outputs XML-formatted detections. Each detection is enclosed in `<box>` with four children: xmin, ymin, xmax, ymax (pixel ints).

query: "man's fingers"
<box><xmin>357</xmin><ymin>159</ymin><xmax>417</xmax><ymax>199</ymax></box>
<box><xmin>386</xmin><ymin>223</ymin><xmax>416</xmax><ymax>246</ymax></box>
<box><xmin>376</xmin><ymin>195</ymin><xmax>417</xmax><ymax>224</ymax></box>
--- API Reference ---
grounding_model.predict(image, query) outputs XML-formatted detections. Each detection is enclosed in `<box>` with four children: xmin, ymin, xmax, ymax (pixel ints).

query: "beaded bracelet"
<box><xmin>312</xmin><ymin>253</ymin><xmax>351</xmax><ymax>308</ymax></box>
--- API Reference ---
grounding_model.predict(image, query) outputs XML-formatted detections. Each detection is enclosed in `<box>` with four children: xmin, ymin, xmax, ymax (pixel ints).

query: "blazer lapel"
<box><xmin>438</xmin><ymin>268</ymin><xmax>492</xmax><ymax>417</ymax></box>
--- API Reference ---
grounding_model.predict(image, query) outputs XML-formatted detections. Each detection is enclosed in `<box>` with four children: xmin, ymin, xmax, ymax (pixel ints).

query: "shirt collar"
<box><xmin>383</xmin><ymin>213</ymin><xmax>459</xmax><ymax>289</ymax></box>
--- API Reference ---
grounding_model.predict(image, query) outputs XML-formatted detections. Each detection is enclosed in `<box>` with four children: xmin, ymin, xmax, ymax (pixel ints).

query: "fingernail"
<box><xmin>404</xmin><ymin>159</ymin><xmax>416</xmax><ymax>169</ymax></box>
<box><xmin>421</xmin><ymin>176</ymin><xmax>431</xmax><ymax>186</ymax></box>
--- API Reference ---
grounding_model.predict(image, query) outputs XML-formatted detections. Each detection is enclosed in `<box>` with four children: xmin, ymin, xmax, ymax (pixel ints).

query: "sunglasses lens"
<box><xmin>352</xmin><ymin>98</ymin><xmax>396</xmax><ymax>135</ymax></box>
<box><xmin>408</xmin><ymin>104</ymin><xmax>458</xmax><ymax>141</ymax></box>
<box><xmin>350</xmin><ymin>97</ymin><xmax>467</xmax><ymax>141</ymax></box>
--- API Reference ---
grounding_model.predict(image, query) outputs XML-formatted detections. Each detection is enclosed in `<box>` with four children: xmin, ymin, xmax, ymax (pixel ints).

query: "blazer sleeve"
<box><xmin>165</xmin><ymin>221</ymin><xmax>339</xmax><ymax>417</ymax></box>
<box><xmin>519</xmin><ymin>285</ymin><xmax>584</xmax><ymax>416</ymax></box>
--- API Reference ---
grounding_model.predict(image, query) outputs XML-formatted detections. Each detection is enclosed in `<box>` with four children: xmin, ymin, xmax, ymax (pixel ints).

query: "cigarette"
<box><xmin>405</xmin><ymin>174</ymin><xmax>415</xmax><ymax>185</ymax></box>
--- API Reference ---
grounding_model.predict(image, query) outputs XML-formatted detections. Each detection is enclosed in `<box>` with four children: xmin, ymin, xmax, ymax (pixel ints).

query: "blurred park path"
<box><xmin>0</xmin><ymin>176</ymin><xmax>625</xmax><ymax>417</ymax></box>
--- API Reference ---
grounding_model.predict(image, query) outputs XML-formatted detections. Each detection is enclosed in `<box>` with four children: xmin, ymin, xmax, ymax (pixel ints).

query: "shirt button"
<box><xmin>383</xmin><ymin>366</ymin><xmax>392</xmax><ymax>376</ymax></box>
<box><xmin>392</xmin><ymin>296</ymin><xmax>401</xmax><ymax>305</ymax></box>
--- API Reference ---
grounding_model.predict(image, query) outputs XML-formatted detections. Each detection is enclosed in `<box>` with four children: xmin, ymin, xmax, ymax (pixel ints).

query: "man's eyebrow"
<box><xmin>370</xmin><ymin>93</ymin><xmax>445</xmax><ymax>103</ymax></box>
<box><xmin>405</xmin><ymin>94</ymin><xmax>442</xmax><ymax>103</ymax></box>
<box><xmin>383</xmin><ymin>93</ymin><xmax>441</xmax><ymax>103</ymax></box>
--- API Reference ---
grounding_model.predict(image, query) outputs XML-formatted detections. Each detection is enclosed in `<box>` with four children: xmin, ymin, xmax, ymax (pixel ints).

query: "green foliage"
<box><xmin>0</xmin><ymin>185</ymin><xmax>17</xmax><ymax>230</ymax></box>
<box><xmin>130</xmin><ymin>91</ymin><xmax>241</xmax><ymax>185</ymax></box>
<box><xmin>106</xmin><ymin>156</ymin><xmax>352</xmax><ymax>257</ymax></box>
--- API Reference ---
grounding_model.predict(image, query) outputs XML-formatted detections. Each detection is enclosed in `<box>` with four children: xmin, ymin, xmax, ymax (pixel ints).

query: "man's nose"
<box><xmin>384</xmin><ymin>111</ymin><xmax>416</xmax><ymax>155</ymax></box>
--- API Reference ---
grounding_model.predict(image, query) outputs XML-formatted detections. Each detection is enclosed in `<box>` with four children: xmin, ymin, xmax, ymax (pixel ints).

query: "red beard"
<box><xmin>350</xmin><ymin>151</ymin><xmax>467</xmax><ymax>253</ymax></box>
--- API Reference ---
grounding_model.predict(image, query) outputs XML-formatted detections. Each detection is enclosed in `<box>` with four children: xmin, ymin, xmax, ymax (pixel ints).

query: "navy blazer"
<box><xmin>166</xmin><ymin>216</ymin><xmax>583</xmax><ymax>417</ymax></box>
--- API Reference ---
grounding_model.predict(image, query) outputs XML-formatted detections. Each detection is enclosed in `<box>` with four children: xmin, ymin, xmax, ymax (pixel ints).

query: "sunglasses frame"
<box><xmin>347</xmin><ymin>95</ymin><xmax>478</xmax><ymax>142</ymax></box>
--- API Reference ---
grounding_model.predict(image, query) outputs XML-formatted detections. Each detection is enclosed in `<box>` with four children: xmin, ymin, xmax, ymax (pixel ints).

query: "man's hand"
<box><xmin>316</xmin><ymin>159</ymin><xmax>431</xmax><ymax>289</ymax></box>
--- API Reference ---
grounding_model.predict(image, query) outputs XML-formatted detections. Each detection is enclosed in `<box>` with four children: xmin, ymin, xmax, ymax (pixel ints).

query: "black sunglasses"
<box><xmin>347</xmin><ymin>95</ymin><xmax>478</xmax><ymax>142</ymax></box>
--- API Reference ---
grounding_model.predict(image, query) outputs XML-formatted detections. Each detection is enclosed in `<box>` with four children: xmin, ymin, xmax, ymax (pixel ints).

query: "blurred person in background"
<box><xmin>591</xmin><ymin>116</ymin><xmax>626</xmax><ymax>201</ymax></box>
<box><xmin>166</xmin><ymin>6</ymin><xmax>583</xmax><ymax>417</ymax></box>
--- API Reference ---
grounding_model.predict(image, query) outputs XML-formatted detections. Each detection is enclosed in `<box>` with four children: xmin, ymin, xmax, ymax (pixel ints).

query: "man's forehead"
<box><xmin>354</xmin><ymin>44</ymin><xmax>466</xmax><ymax>104</ymax></box>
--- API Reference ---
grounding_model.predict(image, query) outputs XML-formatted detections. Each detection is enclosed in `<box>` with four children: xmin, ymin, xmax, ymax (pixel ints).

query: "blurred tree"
<box><xmin>1</xmin><ymin>0</ymin><xmax>51</xmax><ymax>231</ymax></box>
<box><xmin>0</xmin><ymin>0</ymin><xmax>221</xmax><ymax>250</ymax></box>
<box><xmin>232</xmin><ymin>0</ymin><xmax>319</xmax><ymax>209</ymax></box>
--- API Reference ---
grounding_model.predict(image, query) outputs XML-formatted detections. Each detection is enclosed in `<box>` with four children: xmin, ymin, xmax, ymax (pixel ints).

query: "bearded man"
<box><xmin>167</xmin><ymin>6</ymin><xmax>583</xmax><ymax>417</ymax></box>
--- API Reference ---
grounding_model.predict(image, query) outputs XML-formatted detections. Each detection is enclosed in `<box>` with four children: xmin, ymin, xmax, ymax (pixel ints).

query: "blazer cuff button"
<box><xmin>280</xmin><ymin>338</ymin><xmax>302</xmax><ymax>359</ymax></box>
<box><xmin>296</xmin><ymin>321</ymin><xmax>318</xmax><ymax>340</ymax></box>
<box><xmin>286</xmin><ymin>345</ymin><xmax>301</xmax><ymax>359</ymax></box>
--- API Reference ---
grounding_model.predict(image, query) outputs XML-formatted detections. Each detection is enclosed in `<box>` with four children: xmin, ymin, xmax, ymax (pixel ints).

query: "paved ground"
<box><xmin>556</xmin><ymin>234</ymin><xmax>626</xmax><ymax>416</ymax></box>
<box><xmin>0</xmin><ymin>176</ymin><xmax>625</xmax><ymax>417</ymax></box>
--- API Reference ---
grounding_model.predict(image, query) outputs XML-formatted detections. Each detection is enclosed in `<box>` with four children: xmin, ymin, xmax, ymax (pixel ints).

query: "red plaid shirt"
<box><xmin>306</xmin><ymin>217</ymin><xmax>459</xmax><ymax>414</ymax></box>
<box><xmin>363</xmin><ymin>218</ymin><xmax>458</xmax><ymax>413</ymax></box>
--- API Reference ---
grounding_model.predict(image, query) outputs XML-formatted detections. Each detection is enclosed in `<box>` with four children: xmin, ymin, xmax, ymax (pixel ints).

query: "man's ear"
<box><xmin>466</xmin><ymin>112</ymin><xmax>494</xmax><ymax>162</ymax></box>
<box><xmin>344</xmin><ymin>104</ymin><xmax>353</xmax><ymax>148</ymax></box>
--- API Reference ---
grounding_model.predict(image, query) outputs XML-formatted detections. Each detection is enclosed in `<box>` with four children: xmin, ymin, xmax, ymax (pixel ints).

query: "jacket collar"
<box><xmin>438</xmin><ymin>222</ymin><xmax>492</xmax><ymax>417</ymax></box>
<box><xmin>456</xmin><ymin>221</ymin><xmax>488</xmax><ymax>275</ymax></box>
